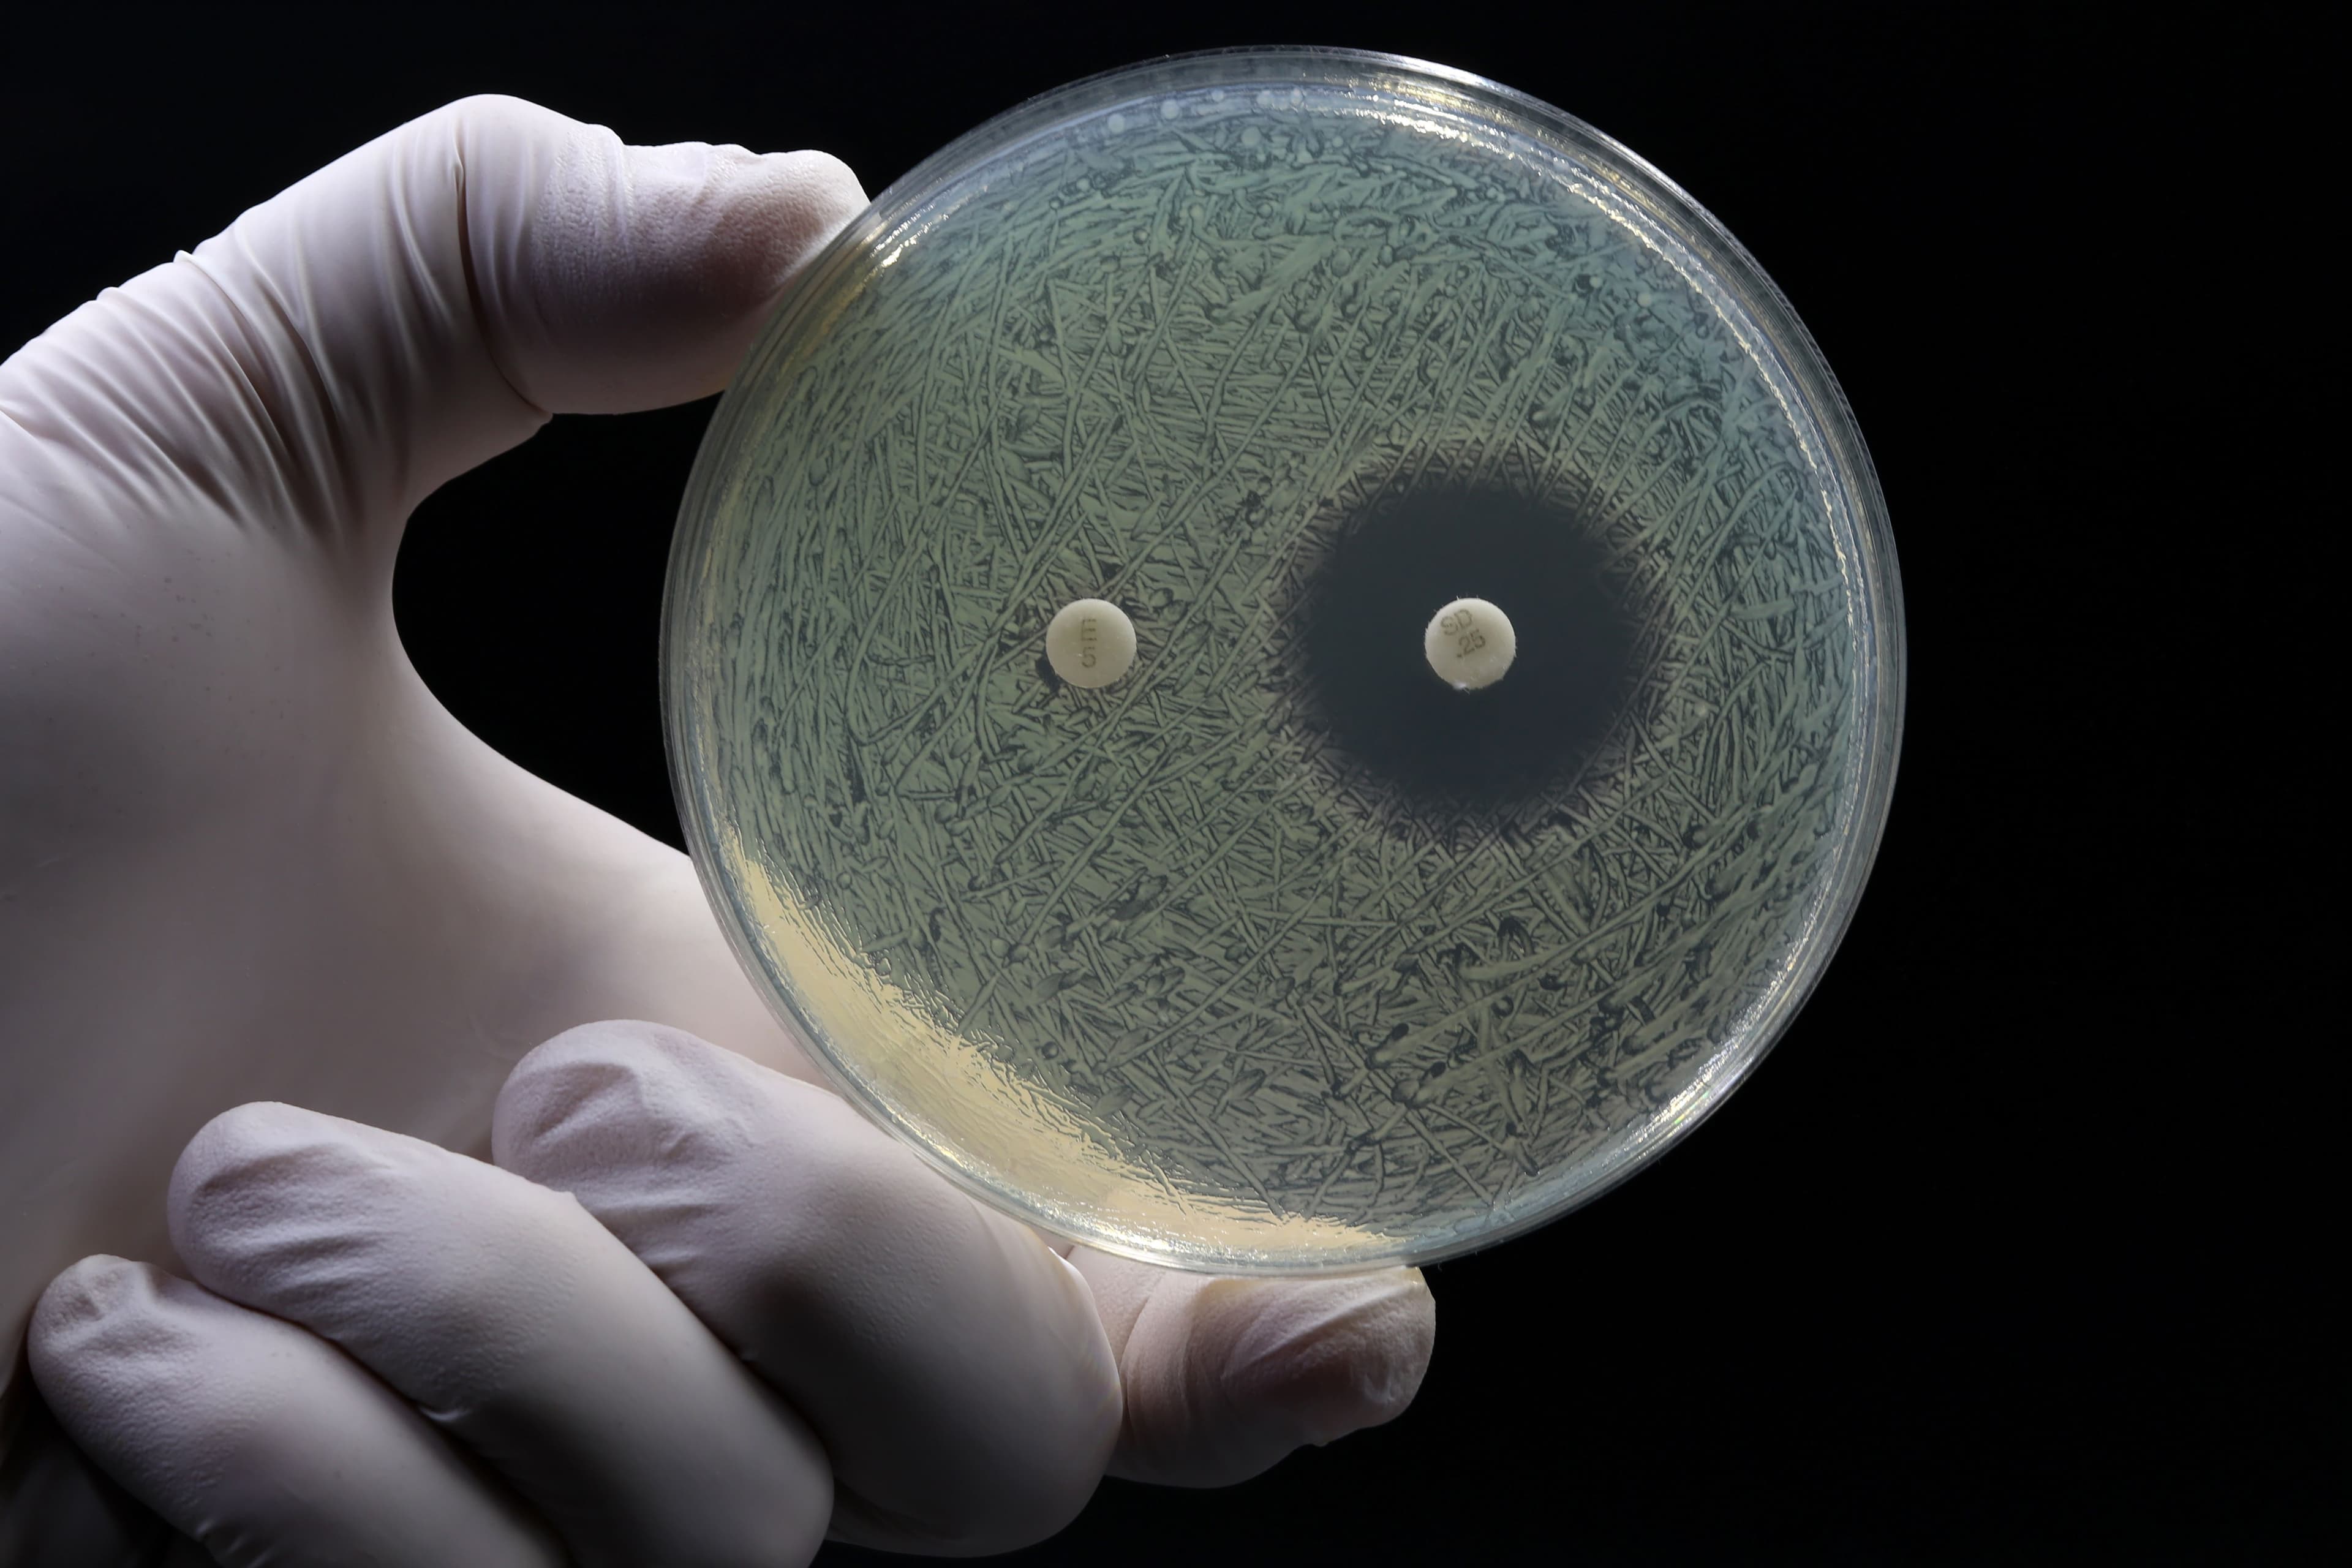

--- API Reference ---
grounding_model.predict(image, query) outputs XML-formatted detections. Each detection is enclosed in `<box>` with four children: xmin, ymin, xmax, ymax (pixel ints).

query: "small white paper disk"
<box><xmin>1424</xmin><ymin>597</ymin><xmax>1517</xmax><ymax>690</ymax></box>
<box><xmin>1046</xmin><ymin>598</ymin><xmax>1137</xmax><ymax>688</ymax></box>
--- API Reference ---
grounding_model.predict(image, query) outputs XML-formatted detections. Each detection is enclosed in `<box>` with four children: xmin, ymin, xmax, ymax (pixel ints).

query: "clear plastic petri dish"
<box><xmin>664</xmin><ymin>48</ymin><xmax>1904</xmax><ymax>1274</ymax></box>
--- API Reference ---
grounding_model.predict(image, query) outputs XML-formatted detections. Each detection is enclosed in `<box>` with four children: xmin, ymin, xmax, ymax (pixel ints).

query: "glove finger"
<box><xmin>167</xmin><ymin>1102</ymin><xmax>833</xmax><ymax>1568</ymax></box>
<box><xmin>0</xmin><ymin>93</ymin><xmax>864</xmax><ymax>543</ymax></box>
<box><xmin>493</xmin><ymin>1021</ymin><xmax>1122</xmax><ymax>1556</ymax></box>
<box><xmin>29</xmin><ymin>1256</ymin><xmax>561</xmax><ymax>1568</ymax></box>
<box><xmin>1070</xmin><ymin>1248</ymin><xmax>1436</xmax><ymax>1488</ymax></box>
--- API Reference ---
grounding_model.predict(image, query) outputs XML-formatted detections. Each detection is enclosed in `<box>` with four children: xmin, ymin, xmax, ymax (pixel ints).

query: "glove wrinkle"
<box><xmin>178</xmin><ymin>237</ymin><xmax>368</xmax><ymax>539</ymax></box>
<box><xmin>448</xmin><ymin>124</ymin><xmax>545</xmax><ymax>430</ymax></box>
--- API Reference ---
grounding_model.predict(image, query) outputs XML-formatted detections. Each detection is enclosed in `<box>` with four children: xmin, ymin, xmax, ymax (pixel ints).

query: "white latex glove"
<box><xmin>0</xmin><ymin>96</ymin><xmax>1435</xmax><ymax>1564</ymax></box>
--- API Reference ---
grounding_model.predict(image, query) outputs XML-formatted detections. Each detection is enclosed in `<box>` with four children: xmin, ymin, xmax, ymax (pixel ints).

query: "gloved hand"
<box><xmin>0</xmin><ymin>96</ymin><xmax>1435</xmax><ymax>1564</ymax></box>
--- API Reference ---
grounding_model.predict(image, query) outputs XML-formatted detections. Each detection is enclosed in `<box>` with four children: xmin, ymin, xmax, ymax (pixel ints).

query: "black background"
<box><xmin>2</xmin><ymin>3</ymin><xmax>2324</xmax><ymax>1562</ymax></box>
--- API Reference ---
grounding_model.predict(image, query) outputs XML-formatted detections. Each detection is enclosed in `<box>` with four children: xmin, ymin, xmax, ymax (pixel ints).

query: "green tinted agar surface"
<box><xmin>677</xmin><ymin>77</ymin><xmax>1867</xmax><ymax>1268</ymax></box>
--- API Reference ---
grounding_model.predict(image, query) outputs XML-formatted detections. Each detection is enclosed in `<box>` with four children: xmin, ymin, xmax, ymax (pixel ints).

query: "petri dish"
<box><xmin>665</xmin><ymin>48</ymin><xmax>1904</xmax><ymax>1273</ymax></box>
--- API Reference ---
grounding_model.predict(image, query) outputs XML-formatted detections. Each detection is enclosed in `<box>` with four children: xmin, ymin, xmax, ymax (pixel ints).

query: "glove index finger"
<box><xmin>29</xmin><ymin>1255</ymin><xmax>562</xmax><ymax>1567</ymax></box>
<box><xmin>166</xmin><ymin>1101</ymin><xmax>834</xmax><ymax>1568</ymax></box>
<box><xmin>496</xmin><ymin>1020</ymin><xmax>1123</xmax><ymax>1557</ymax></box>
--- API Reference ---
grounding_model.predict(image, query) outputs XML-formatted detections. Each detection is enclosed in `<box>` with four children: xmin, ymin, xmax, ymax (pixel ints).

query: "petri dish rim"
<box><xmin>664</xmin><ymin>47</ymin><xmax>1906</xmax><ymax>1274</ymax></box>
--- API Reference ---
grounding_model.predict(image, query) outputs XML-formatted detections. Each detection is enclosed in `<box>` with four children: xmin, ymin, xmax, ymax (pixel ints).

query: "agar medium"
<box><xmin>665</xmin><ymin>49</ymin><xmax>1904</xmax><ymax>1274</ymax></box>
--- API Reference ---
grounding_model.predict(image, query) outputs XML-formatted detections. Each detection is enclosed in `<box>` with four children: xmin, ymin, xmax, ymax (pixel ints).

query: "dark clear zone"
<box><xmin>1295</xmin><ymin>486</ymin><xmax>1640</xmax><ymax>813</ymax></box>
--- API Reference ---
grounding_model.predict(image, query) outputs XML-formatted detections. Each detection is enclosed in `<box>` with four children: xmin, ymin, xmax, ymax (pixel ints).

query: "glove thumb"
<box><xmin>1072</xmin><ymin>1251</ymin><xmax>1436</xmax><ymax>1488</ymax></box>
<box><xmin>2</xmin><ymin>94</ymin><xmax>864</xmax><ymax>556</ymax></box>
